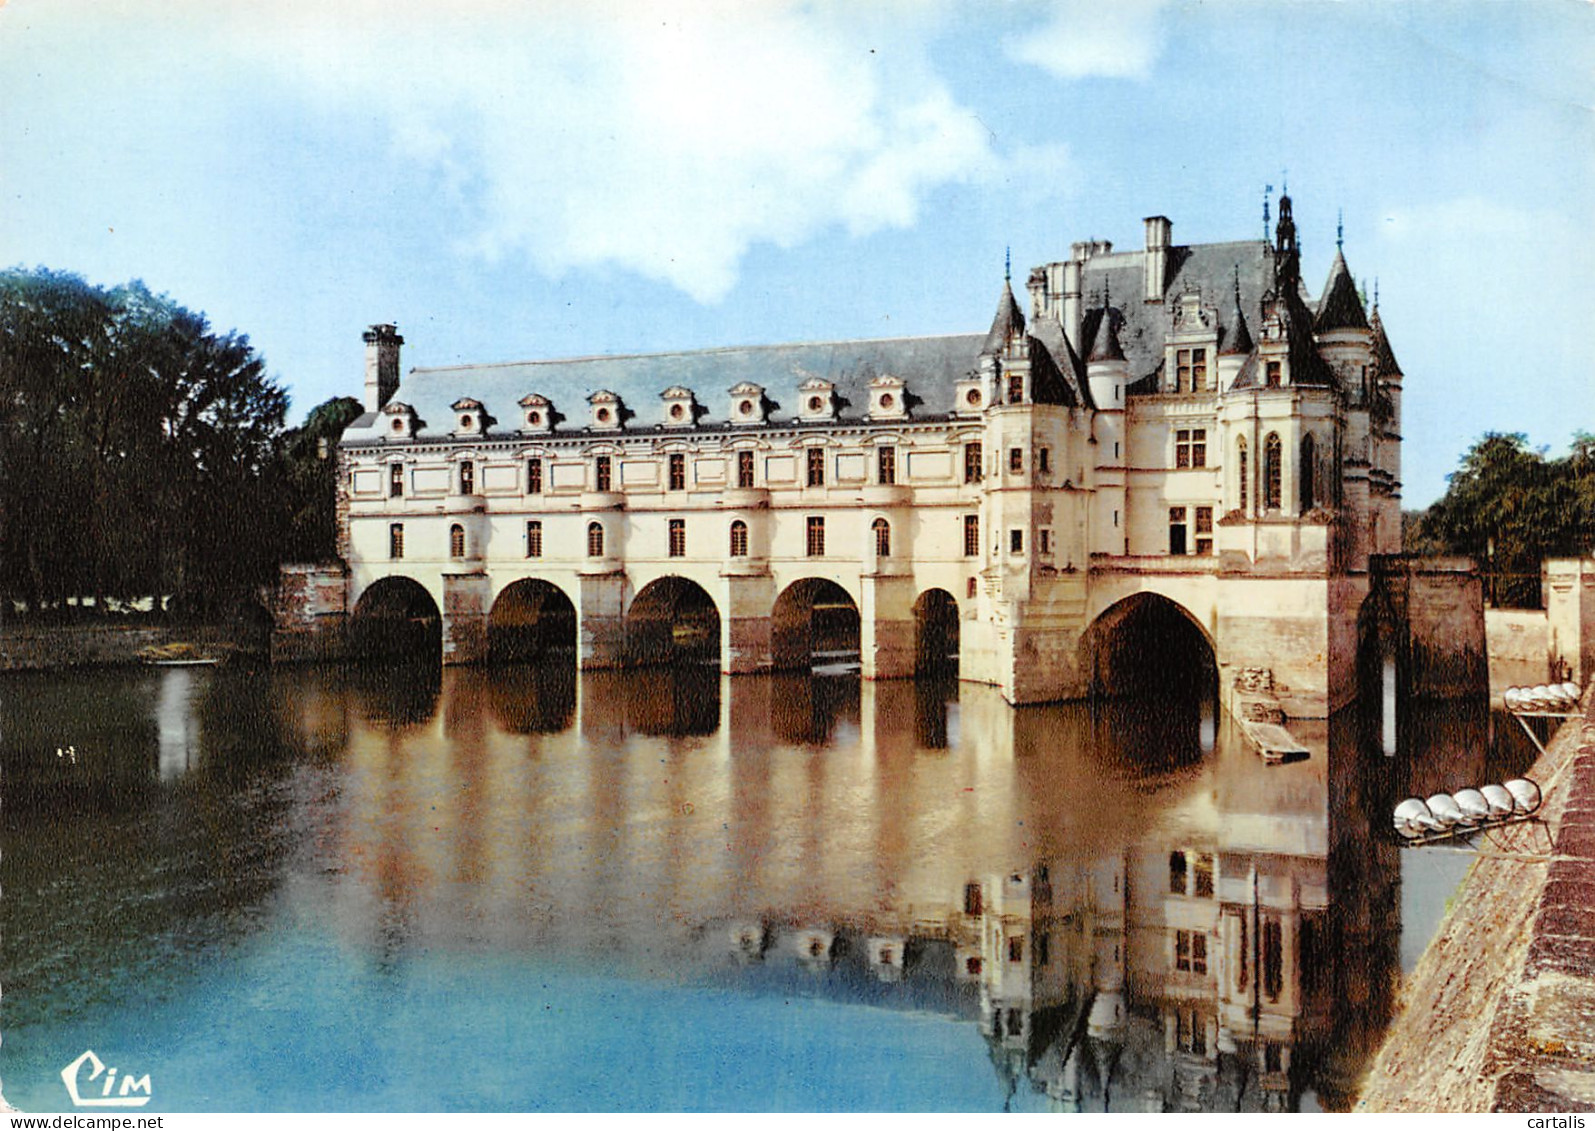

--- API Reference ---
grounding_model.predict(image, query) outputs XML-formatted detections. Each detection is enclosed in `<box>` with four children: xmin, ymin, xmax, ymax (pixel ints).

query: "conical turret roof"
<box><xmin>1369</xmin><ymin>304</ymin><xmax>1403</xmax><ymax>378</ymax></box>
<box><xmin>1087</xmin><ymin>291</ymin><xmax>1125</xmax><ymax>363</ymax></box>
<box><xmin>1221</xmin><ymin>280</ymin><xmax>1254</xmax><ymax>356</ymax></box>
<box><xmin>981</xmin><ymin>280</ymin><xmax>1026</xmax><ymax>355</ymax></box>
<box><xmin>1313</xmin><ymin>249</ymin><xmax>1369</xmax><ymax>332</ymax></box>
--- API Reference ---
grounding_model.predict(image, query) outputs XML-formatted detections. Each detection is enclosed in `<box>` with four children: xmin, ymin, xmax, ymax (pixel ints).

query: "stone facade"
<box><xmin>328</xmin><ymin>197</ymin><xmax>1407</xmax><ymax>717</ymax></box>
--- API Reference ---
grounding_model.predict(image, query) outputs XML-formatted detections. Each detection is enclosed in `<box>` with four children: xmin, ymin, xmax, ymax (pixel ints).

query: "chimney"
<box><xmin>1062</xmin><ymin>260</ymin><xmax>1083</xmax><ymax>355</ymax></box>
<box><xmin>1143</xmin><ymin>216</ymin><xmax>1171</xmax><ymax>302</ymax></box>
<box><xmin>363</xmin><ymin>323</ymin><xmax>404</xmax><ymax>413</ymax></box>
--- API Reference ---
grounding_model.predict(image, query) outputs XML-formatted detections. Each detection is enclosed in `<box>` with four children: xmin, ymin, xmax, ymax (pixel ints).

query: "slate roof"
<box><xmin>1370</xmin><ymin>306</ymin><xmax>1403</xmax><ymax>378</ymax></box>
<box><xmin>341</xmin><ymin>333</ymin><xmax>988</xmax><ymax>443</ymax></box>
<box><xmin>1076</xmin><ymin>240</ymin><xmax>1274</xmax><ymax>388</ymax></box>
<box><xmin>982</xmin><ymin>280</ymin><xmax>1026</xmax><ymax>355</ymax></box>
<box><xmin>1313</xmin><ymin>249</ymin><xmax>1370</xmax><ymax>332</ymax></box>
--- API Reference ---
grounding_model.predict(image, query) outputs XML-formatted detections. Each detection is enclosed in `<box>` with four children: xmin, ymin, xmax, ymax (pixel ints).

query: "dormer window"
<box><xmin>797</xmin><ymin>377</ymin><xmax>836</xmax><ymax>423</ymax></box>
<box><xmin>728</xmin><ymin>381</ymin><xmax>767</xmax><ymax>425</ymax></box>
<box><xmin>451</xmin><ymin>398</ymin><xmax>487</xmax><ymax>436</ymax></box>
<box><xmin>954</xmin><ymin>376</ymin><xmax>986</xmax><ymax>417</ymax></box>
<box><xmin>588</xmin><ymin>390</ymin><xmax>624</xmax><ymax>431</ymax></box>
<box><xmin>1266</xmin><ymin>360</ymin><xmax>1283</xmax><ymax>388</ymax></box>
<box><xmin>381</xmin><ymin>401</ymin><xmax>419</xmax><ymax>441</ymax></box>
<box><xmin>518</xmin><ymin>393</ymin><xmax>554</xmax><ymax>434</ymax></box>
<box><xmin>867</xmin><ymin>374</ymin><xmax>908</xmax><ymax>421</ymax></box>
<box><xmin>660</xmin><ymin>385</ymin><xmax>698</xmax><ymax>429</ymax></box>
<box><xmin>1175</xmin><ymin>348</ymin><xmax>1208</xmax><ymax>392</ymax></box>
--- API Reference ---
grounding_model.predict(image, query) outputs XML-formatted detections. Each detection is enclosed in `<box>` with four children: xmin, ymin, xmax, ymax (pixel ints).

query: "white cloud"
<box><xmin>207</xmin><ymin>0</ymin><xmax>1048</xmax><ymax>303</ymax></box>
<box><xmin>1006</xmin><ymin>0</ymin><xmax>1167</xmax><ymax>81</ymax></box>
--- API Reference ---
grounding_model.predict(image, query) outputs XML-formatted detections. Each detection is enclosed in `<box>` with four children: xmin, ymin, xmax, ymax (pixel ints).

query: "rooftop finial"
<box><xmin>1233</xmin><ymin>263</ymin><xmax>1242</xmax><ymax>302</ymax></box>
<box><xmin>1103</xmin><ymin>276</ymin><xmax>1111</xmax><ymax>309</ymax></box>
<box><xmin>1263</xmin><ymin>183</ymin><xmax>1273</xmax><ymax>242</ymax></box>
<box><xmin>1337</xmin><ymin>209</ymin><xmax>1344</xmax><ymax>252</ymax></box>
<box><xmin>1004</xmin><ymin>245</ymin><xmax>1011</xmax><ymax>285</ymax></box>
<box><xmin>1373</xmin><ymin>277</ymin><xmax>1379</xmax><ymax>310</ymax></box>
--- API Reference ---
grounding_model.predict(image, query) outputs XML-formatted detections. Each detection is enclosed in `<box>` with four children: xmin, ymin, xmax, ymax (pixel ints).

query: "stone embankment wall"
<box><xmin>0</xmin><ymin>623</ymin><xmax>249</xmax><ymax>672</ymax></box>
<box><xmin>1356</xmin><ymin>695</ymin><xmax>1595</xmax><ymax>1112</ymax></box>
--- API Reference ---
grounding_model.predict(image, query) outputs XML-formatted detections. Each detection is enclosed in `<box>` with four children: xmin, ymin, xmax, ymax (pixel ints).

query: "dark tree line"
<box><xmin>1407</xmin><ymin>431</ymin><xmax>1595</xmax><ymax>608</ymax></box>
<box><xmin>0</xmin><ymin>267</ymin><xmax>362</xmax><ymax>619</ymax></box>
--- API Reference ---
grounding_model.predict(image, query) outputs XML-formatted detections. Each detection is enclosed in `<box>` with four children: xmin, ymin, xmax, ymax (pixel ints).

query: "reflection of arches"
<box><xmin>349</xmin><ymin>576</ymin><xmax>442</xmax><ymax>660</ymax></box>
<box><xmin>1078</xmin><ymin>593</ymin><xmax>1215</xmax><ymax>700</ymax></box>
<box><xmin>913</xmin><ymin>588</ymin><xmax>960</xmax><ymax>676</ymax></box>
<box><xmin>626</xmin><ymin>576</ymin><xmax>721</xmax><ymax>667</ymax></box>
<box><xmin>485</xmin><ymin>663</ymin><xmax>577</xmax><ymax>734</ymax></box>
<box><xmin>771</xmin><ymin>578</ymin><xmax>860</xmax><ymax>671</ymax></box>
<box><xmin>232</xmin><ymin>600</ymin><xmax>274</xmax><ymax>654</ymax></box>
<box><xmin>488</xmin><ymin>579</ymin><xmax>576</xmax><ymax>664</ymax></box>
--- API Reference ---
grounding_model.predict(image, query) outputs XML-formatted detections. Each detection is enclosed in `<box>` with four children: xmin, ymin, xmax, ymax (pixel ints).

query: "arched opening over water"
<box><xmin>349</xmin><ymin>576</ymin><xmax>442</xmax><ymax>662</ymax></box>
<box><xmin>625</xmin><ymin>576</ymin><xmax>721</xmax><ymax>667</ymax></box>
<box><xmin>1079</xmin><ymin>594</ymin><xmax>1217</xmax><ymax>766</ymax></box>
<box><xmin>488</xmin><ymin>579</ymin><xmax>577</xmax><ymax>665</ymax></box>
<box><xmin>771</xmin><ymin>578</ymin><xmax>860</xmax><ymax>672</ymax></box>
<box><xmin>913</xmin><ymin>588</ymin><xmax>960</xmax><ymax>678</ymax></box>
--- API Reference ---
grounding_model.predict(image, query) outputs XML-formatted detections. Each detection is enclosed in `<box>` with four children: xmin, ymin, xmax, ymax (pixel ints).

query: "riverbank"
<box><xmin>0</xmin><ymin>622</ymin><xmax>257</xmax><ymax>672</ymax></box>
<box><xmin>1356</xmin><ymin>696</ymin><xmax>1595</xmax><ymax>1112</ymax></box>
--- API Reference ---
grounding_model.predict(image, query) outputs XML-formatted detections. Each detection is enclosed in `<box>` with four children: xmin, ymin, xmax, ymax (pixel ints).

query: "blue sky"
<box><xmin>2</xmin><ymin>0</ymin><xmax>1591</xmax><ymax>506</ymax></box>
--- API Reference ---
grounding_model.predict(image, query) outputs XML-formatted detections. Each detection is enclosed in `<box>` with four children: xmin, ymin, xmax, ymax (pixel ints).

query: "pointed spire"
<box><xmin>981</xmin><ymin>273</ymin><xmax>1026</xmax><ymax>356</ymax></box>
<box><xmin>1313</xmin><ymin>247</ymin><xmax>1370</xmax><ymax>332</ymax></box>
<box><xmin>1221</xmin><ymin>266</ymin><xmax>1254</xmax><ymax>355</ymax></box>
<box><xmin>1004</xmin><ymin>245</ymin><xmax>1011</xmax><ymax>284</ymax></box>
<box><xmin>1087</xmin><ymin>283</ymin><xmax>1124</xmax><ymax>363</ymax></box>
<box><xmin>1336</xmin><ymin>209</ymin><xmax>1344</xmax><ymax>252</ymax></box>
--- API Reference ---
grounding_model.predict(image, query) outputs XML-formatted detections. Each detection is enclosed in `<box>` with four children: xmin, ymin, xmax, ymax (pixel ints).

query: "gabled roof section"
<box><xmin>982</xmin><ymin>280</ymin><xmax>1027</xmax><ymax>356</ymax></box>
<box><xmin>1028</xmin><ymin>315</ymin><xmax>1094</xmax><ymax>410</ymax></box>
<box><xmin>1313</xmin><ymin>249</ymin><xmax>1370</xmax><ymax>332</ymax></box>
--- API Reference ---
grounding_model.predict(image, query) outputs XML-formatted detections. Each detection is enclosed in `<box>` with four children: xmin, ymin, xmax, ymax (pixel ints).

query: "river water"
<box><xmin>0</xmin><ymin>661</ymin><xmax>1538</xmax><ymax>1112</ymax></box>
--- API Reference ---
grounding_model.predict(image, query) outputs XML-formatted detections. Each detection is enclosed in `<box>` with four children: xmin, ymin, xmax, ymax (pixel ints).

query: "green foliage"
<box><xmin>0</xmin><ymin>266</ymin><xmax>354</xmax><ymax>617</ymax></box>
<box><xmin>1414</xmin><ymin>431</ymin><xmax>1595</xmax><ymax>608</ymax></box>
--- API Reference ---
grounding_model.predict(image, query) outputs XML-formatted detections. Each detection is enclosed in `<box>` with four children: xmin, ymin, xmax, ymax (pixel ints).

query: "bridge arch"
<box><xmin>772</xmin><ymin>578</ymin><xmax>861</xmax><ymax>671</ymax></box>
<box><xmin>348</xmin><ymin>575</ymin><xmax>442</xmax><ymax>660</ymax></box>
<box><xmin>1078</xmin><ymin>592</ymin><xmax>1215</xmax><ymax>700</ymax></box>
<box><xmin>488</xmin><ymin>578</ymin><xmax>577</xmax><ymax>665</ymax></box>
<box><xmin>625</xmin><ymin>575</ymin><xmax>721</xmax><ymax>666</ymax></box>
<box><xmin>913</xmin><ymin>588</ymin><xmax>960</xmax><ymax>676</ymax></box>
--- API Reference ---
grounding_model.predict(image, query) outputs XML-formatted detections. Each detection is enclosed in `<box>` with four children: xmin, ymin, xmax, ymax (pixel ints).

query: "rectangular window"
<box><xmin>1178</xmin><ymin>1009</ymin><xmax>1207</xmax><ymax>1055</ymax></box>
<box><xmin>668</xmin><ymin>453</ymin><xmax>686</xmax><ymax>491</ymax></box>
<box><xmin>877</xmin><ymin>445</ymin><xmax>896</xmax><ymax>485</ymax></box>
<box><xmin>1177</xmin><ymin>348</ymin><xmax>1192</xmax><ymax>392</ymax></box>
<box><xmin>1266</xmin><ymin>360</ymin><xmax>1282</xmax><ymax>387</ymax></box>
<box><xmin>1009</xmin><ymin>447</ymin><xmax>1023</xmax><ymax>474</ymax></box>
<box><xmin>594</xmin><ymin>455</ymin><xmax>612</xmax><ymax>492</ymax></box>
<box><xmin>459</xmin><ymin>460</ymin><xmax>475</xmax><ymax>495</ymax></box>
<box><xmin>1039</xmin><ymin>528</ymin><xmax>1053</xmax><ymax>555</ymax></box>
<box><xmin>1007</xmin><ymin>374</ymin><xmax>1024</xmax><ymax>404</ymax></box>
<box><xmin>806</xmin><ymin>447</ymin><xmax>825</xmax><ymax>487</ymax></box>
<box><xmin>527</xmin><ymin>520</ymin><xmax>542</xmax><ymax>558</ymax></box>
<box><xmin>1175</xmin><ymin>429</ymin><xmax>1207</xmax><ymax>469</ymax></box>
<box><xmin>388</xmin><ymin>523</ymin><xmax>404</xmax><ymax>559</ymax></box>
<box><xmin>964</xmin><ymin>882</ymin><xmax>983</xmax><ymax>916</ymax></box>
<box><xmin>1036</xmin><ymin>933</ymin><xmax>1050</xmax><ymax>966</ymax></box>
<box><xmin>737</xmin><ymin>450</ymin><xmax>755</xmax><ymax>488</ymax></box>
<box><xmin>964</xmin><ymin>441</ymin><xmax>984</xmax><ymax>484</ymax></box>
<box><xmin>668</xmin><ymin>518</ymin><xmax>686</xmax><ymax>557</ymax></box>
<box><xmin>1169</xmin><ymin>506</ymin><xmax>1188</xmax><ymax>555</ymax></box>
<box><xmin>1175</xmin><ymin>929</ymin><xmax>1207</xmax><ymax>975</ymax></box>
<box><xmin>1008</xmin><ymin>936</ymin><xmax>1024</xmax><ymax>964</ymax></box>
<box><xmin>1038</xmin><ymin>447</ymin><xmax>1050</xmax><ymax>474</ymax></box>
<box><xmin>389</xmin><ymin>463</ymin><xmax>403</xmax><ymax>497</ymax></box>
<box><xmin>527</xmin><ymin>457</ymin><xmax>542</xmax><ymax>494</ymax></box>
<box><xmin>805</xmin><ymin>516</ymin><xmax>825</xmax><ymax>557</ymax></box>
<box><xmin>1193</xmin><ymin>853</ymin><xmax>1214</xmax><ymax>898</ymax></box>
<box><xmin>1178</xmin><ymin>347</ymin><xmax>1208</xmax><ymax>391</ymax></box>
<box><xmin>1009</xmin><ymin>529</ymin><xmax>1024</xmax><ymax>555</ymax></box>
<box><xmin>964</xmin><ymin>515</ymin><xmax>980</xmax><ymax>557</ymax></box>
<box><xmin>1195</xmin><ymin>506</ymin><xmax>1214</xmax><ymax>556</ymax></box>
<box><xmin>1170</xmin><ymin>851</ymin><xmax>1187</xmax><ymax>894</ymax></box>
<box><xmin>1006</xmin><ymin>1009</ymin><xmax>1023</xmax><ymax>1037</ymax></box>
<box><xmin>1192</xmin><ymin>347</ymin><xmax>1208</xmax><ymax>390</ymax></box>
<box><xmin>728</xmin><ymin>520</ymin><xmax>748</xmax><ymax>557</ymax></box>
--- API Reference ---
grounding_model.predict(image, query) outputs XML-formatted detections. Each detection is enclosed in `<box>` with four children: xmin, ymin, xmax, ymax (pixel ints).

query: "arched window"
<box><xmin>449</xmin><ymin>523</ymin><xmax>466</xmax><ymax>558</ymax></box>
<box><xmin>872</xmin><ymin>517</ymin><xmax>891</xmax><ymax>558</ymax></box>
<box><xmin>1300</xmin><ymin>433</ymin><xmax>1316</xmax><ymax>512</ymax></box>
<box><xmin>1236</xmin><ymin>437</ymin><xmax>1249</xmax><ymax>512</ymax></box>
<box><xmin>728</xmin><ymin>520</ymin><xmax>749</xmax><ymax>557</ymax></box>
<box><xmin>586</xmin><ymin>521</ymin><xmax>604</xmax><ymax>558</ymax></box>
<box><xmin>1263</xmin><ymin>433</ymin><xmax>1282</xmax><ymax>511</ymax></box>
